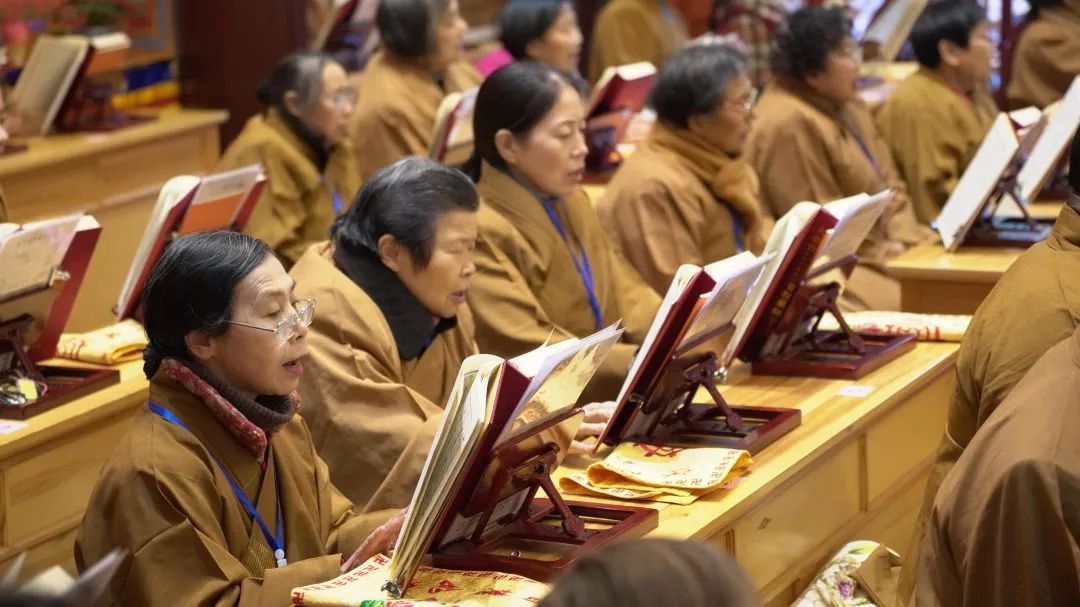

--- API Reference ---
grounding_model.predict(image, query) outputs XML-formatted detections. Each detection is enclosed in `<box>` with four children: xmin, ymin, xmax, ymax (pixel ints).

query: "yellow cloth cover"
<box><xmin>818</xmin><ymin>311</ymin><xmax>971</xmax><ymax>343</ymax></box>
<box><xmin>56</xmin><ymin>319</ymin><xmax>148</xmax><ymax>365</ymax></box>
<box><xmin>559</xmin><ymin>443</ymin><xmax>751</xmax><ymax>504</ymax></box>
<box><xmin>290</xmin><ymin>554</ymin><xmax>548</xmax><ymax>607</ymax></box>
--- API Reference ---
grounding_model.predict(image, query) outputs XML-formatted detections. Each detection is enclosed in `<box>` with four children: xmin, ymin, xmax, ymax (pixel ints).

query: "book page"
<box><xmin>0</xmin><ymin>213</ymin><xmax>82</xmax><ymax>301</ymax></box>
<box><xmin>817</xmin><ymin>190</ymin><xmax>891</xmax><ymax>264</ymax></box>
<box><xmin>178</xmin><ymin>165</ymin><xmax>263</xmax><ymax>235</ymax></box>
<box><xmin>1018</xmin><ymin>78</ymin><xmax>1080</xmax><ymax>202</ymax></box>
<box><xmin>442</xmin><ymin>88</ymin><xmax>479</xmax><ymax>166</ymax></box>
<box><xmin>864</xmin><ymin>0</ymin><xmax>928</xmax><ymax>62</ymax></box>
<box><xmin>936</xmin><ymin>114</ymin><xmax>1019</xmax><ymax>251</ymax></box>
<box><xmin>429</xmin><ymin>91</ymin><xmax>464</xmax><ymax>159</ymax></box>
<box><xmin>679</xmin><ymin>252</ymin><xmax>772</xmax><ymax>365</ymax></box>
<box><xmin>9</xmin><ymin>36</ymin><xmax>89</xmax><ymax>135</ymax></box>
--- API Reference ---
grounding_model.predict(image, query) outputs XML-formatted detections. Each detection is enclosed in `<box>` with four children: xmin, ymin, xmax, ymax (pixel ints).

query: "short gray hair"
<box><xmin>649</xmin><ymin>42</ymin><xmax>748</xmax><ymax>128</ymax></box>
<box><xmin>259</xmin><ymin>51</ymin><xmax>332</xmax><ymax>108</ymax></box>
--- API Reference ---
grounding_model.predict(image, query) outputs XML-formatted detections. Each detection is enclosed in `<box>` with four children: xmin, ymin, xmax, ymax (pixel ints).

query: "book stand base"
<box><xmin>0</xmin><ymin>315</ymin><xmax>119</xmax><ymax>420</ymax></box>
<box><xmin>630</xmin><ymin>351</ymin><xmax>800</xmax><ymax>454</ymax></box>
<box><xmin>430</xmin><ymin>438</ymin><xmax>657</xmax><ymax>583</ymax></box>
<box><xmin>963</xmin><ymin>169</ymin><xmax>1053</xmax><ymax>248</ymax></box>
<box><xmin>58</xmin><ymin>80</ymin><xmax>154</xmax><ymax>133</ymax></box>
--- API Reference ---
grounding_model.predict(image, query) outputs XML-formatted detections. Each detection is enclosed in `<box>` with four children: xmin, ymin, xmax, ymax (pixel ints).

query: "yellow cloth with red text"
<box><xmin>56</xmin><ymin>319</ymin><xmax>147</xmax><ymax>365</ymax></box>
<box><xmin>559</xmin><ymin>443</ymin><xmax>752</xmax><ymax>505</ymax></box>
<box><xmin>819</xmin><ymin>311</ymin><xmax>970</xmax><ymax>342</ymax></box>
<box><xmin>290</xmin><ymin>554</ymin><xmax>548</xmax><ymax>607</ymax></box>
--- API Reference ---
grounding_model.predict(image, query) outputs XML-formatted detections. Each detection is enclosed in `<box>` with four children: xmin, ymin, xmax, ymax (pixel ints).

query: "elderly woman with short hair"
<box><xmin>349</xmin><ymin>0</ymin><xmax>483</xmax><ymax>180</ymax></box>
<box><xmin>219</xmin><ymin>52</ymin><xmax>361</xmax><ymax>266</ymax></box>
<box><xmin>596</xmin><ymin>42</ymin><xmax>771</xmax><ymax>293</ymax></box>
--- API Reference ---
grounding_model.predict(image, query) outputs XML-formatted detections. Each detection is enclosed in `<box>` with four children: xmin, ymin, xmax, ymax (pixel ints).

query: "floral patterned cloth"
<box><xmin>559</xmin><ymin>443</ymin><xmax>751</xmax><ymax>504</ymax></box>
<box><xmin>794</xmin><ymin>541</ymin><xmax>886</xmax><ymax>607</ymax></box>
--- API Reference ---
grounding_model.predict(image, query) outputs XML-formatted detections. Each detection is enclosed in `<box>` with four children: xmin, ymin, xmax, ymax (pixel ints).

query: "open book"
<box><xmin>9</xmin><ymin>36</ymin><xmax>89</xmax><ymax>135</ymax></box>
<box><xmin>384</xmin><ymin>324</ymin><xmax>624</xmax><ymax>596</ymax></box>
<box><xmin>429</xmin><ymin>87</ymin><xmax>479</xmax><ymax>166</ymax></box>
<box><xmin>862</xmin><ymin>0</ymin><xmax>928</xmax><ymax>62</ymax></box>
<box><xmin>1011</xmin><ymin>76</ymin><xmax>1080</xmax><ymax>208</ymax></box>
<box><xmin>1</xmin><ymin>549</ymin><xmax>124</xmax><ymax>605</ymax></box>
<box><xmin>587</xmin><ymin>62</ymin><xmax>657</xmax><ymax>118</ymax></box>
<box><xmin>115</xmin><ymin>165</ymin><xmax>265</xmax><ymax>320</ymax></box>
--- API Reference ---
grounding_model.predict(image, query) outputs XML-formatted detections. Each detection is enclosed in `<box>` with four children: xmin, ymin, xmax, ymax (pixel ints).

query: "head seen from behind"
<box><xmin>332</xmin><ymin>157</ymin><xmax>480</xmax><ymax>319</ymax></box>
<box><xmin>262</xmin><ymin>51</ymin><xmax>355</xmax><ymax>145</ymax></box>
<box><xmin>469</xmin><ymin>61</ymin><xmax>589</xmax><ymax>198</ymax></box>
<box><xmin>141</xmin><ymin>231</ymin><xmax>310</xmax><ymax>397</ymax></box>
<box><xmin>652</xmin><ymin>41</ymin><xmax>754</xmax><ymax>156</ymax></box>
<box><xmin>499</xmin><ymin>0</ymin><xmax>584</xmax><ymax>74</ymax></box>
<box><xmin>378</xmin><ymin>0</ymin><xmax>469</xmax><ymax>70</ymax></box>
<box><xmin>910</xmin><ymin>0</ymin><xmax>992</xmax><ymax>91</ymax></box>
<box><xmin>772</xmin><ymin>6</ymin><xmax>859</xmax><ymax>104</ymax></box>
<box><xmin>538</xmin><ymin>538</ymin><xmax>758</xmax><ymax>607</ymax></box>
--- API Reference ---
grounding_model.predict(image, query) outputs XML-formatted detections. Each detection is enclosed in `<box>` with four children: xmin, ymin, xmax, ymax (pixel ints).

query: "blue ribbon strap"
<box><xmin>541</xmin><ymin>198</ymin><xmax>604</xmax><ymax>331</ymax></box>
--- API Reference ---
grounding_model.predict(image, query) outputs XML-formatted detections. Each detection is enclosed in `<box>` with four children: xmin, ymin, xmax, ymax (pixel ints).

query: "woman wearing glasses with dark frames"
<box><xmin>77</xmin><ymin>230</ymin><xmax>403</xmax><ymax>606</ymax></box>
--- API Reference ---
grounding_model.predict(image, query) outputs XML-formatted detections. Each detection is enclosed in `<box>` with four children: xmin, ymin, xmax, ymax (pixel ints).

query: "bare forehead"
<box><xmin>236</xmin><ymin>258</ymin><xmax>295</xmax><ymax>305</ymax></box>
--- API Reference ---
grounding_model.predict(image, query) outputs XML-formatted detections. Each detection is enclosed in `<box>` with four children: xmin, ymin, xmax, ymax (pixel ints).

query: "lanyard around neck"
<box><xmin>149</xmin><ymin>402</ymin><xmax>287</xmax><ymax>567</ymax></box>
<box><xmin>839</xmin><ymin>114</ymin><xmax>883</xmax><ymax>183</ymax></box>
<box><xmin>541</xmin><ymin>197</ymin><xmax>603</xmax><ymax>331</ymax></box>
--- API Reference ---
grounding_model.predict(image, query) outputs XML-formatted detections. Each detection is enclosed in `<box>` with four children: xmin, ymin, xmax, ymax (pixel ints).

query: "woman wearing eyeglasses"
<box><xmin>219</xmin><ymin>52</ymin><xmax>362</xmax><ymax>267</ymax></box>
<box><xmin>744</xmin><ymin>6</ymin><xmax>932</xmax><ymax>311</ymax></box>
<box><xmin>77</xmin><ymin>231</ymin><xmax>402</xmax><ymax>605</ymax></box>
<box><xmin>596</xmin><ymin>42</ymin><xmax>771</xmax><ymax>294</ymax></box>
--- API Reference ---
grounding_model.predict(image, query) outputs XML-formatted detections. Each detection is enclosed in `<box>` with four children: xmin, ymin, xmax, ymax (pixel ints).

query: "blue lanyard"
<box><xmin>323</xmin><ymin>177</ymin><xmax>343</xmax><ymax>214</ymax></box>
<box><xmin>840</xmin><ymin>115</ymin><xmax>883</xmax><ymax>182</ymax></box>
<box><xmin>726</xmin><ymin>205</ymin><xmax>745</xmax><ymax>252</ymax></box>
<box><xmin>541</xmin><ymin>198</ymin><xmax>603</xmax><ymax>331</ymax></box>
<box><xmin>148</xmin><ymin>402</ymin><xmax>287</xmax><ymax>567</ymax></box>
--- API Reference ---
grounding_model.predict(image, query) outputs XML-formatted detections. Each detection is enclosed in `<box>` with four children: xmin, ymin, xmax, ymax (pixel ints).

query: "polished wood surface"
<box><xmin>0</xmin><ymin>361</ymin><xmax>148</xmax><ymax>579</ymax></box>
<box><xmin>0</xmin><ymin>109</ymin><xmax>228</xmax><ymax>332</ymax></box>
<box><xmin>562</xmin><ymin>342</ymin><xmax>957</xmax><ymax>604</ymax></box>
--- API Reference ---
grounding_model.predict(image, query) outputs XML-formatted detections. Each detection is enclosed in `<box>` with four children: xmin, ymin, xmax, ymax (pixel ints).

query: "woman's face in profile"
<box><xmin>302</xmin><ymin>61</ymin><xmax>356</xmax><ymax>145</ymax></box>
<box><xmin>500</xmin><ymin>81</ymin><xmax>588</xmax><ymax>199</ymax></box>
<box><xmin>527</xmin><ymin>5</ymin><xmax>584</xmax><ymax>74</ymax></box>
<box><xmin>198</xmin><ymin>256</ymin><xmax>310</xmax><ymax>396</ymax></box>
<box><xmin>432</xmin><ymin>0</ymin><xmax>469</xmax><ymax>69</ymax></box>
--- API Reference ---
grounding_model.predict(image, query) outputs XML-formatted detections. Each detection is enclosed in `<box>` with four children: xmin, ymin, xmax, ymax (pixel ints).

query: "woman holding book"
<box><xmin>744</xmin><ymin>6</ymin><xmax>932</xmax><ymax>311</ymax></box>
<box><xmin>1005</xmin><ymin>0</ymin><xmax>1080</xmax><ymax>110</ymax></box>
<box><xmin>76</xmin><ymin>231</ymin><xmax>402</xmax><ymax>605</ymax></box>
<box><xmin>596</xmin><ymin>42</ymin><xmax>771</xmax><ymax>294</ymax></box>
<box><xmin>499</xmin><ymin>0</ymin><xmax>584</xmax><ymax>74</ymax></box>
<box><xmin>463</xmin><ymin>62</ymin><xmax>661</xmax><ymax>402</ymax></box>
<box><xmin>292</xmin><ymin>156</ymin><xmax>615</xmax><ymax>512</ymax></box>
<box><xmin>349</xmin><ymin>0</ymin><xmax>483</xmax><ymax>180</ymax></box>
<box><xmin>220</xmin><ymin>52</ymin><xmax>362</xmax><ymax>267</ymax></box>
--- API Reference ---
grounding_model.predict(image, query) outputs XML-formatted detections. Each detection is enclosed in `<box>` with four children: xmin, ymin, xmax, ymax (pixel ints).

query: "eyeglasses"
<box><xmin>324</xmin><ymin>89</ymin><xmax>358</xmax><ymax>110</ymax></box>
<box><xmin>725</xmin><ymin>88</ymin><xmax>758</xmax><ymax>114</ymax></box>
<box><xmin>228</xmin><ymin>299</ymin><xmax>316</xmax><ymax>342</ymax></box>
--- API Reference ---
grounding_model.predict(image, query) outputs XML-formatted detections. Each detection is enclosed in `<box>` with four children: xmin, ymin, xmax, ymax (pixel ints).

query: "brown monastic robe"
<box><xmin>745</xmin><ymin>78</ymin><xmax>933</xmax><ymax>311</ymax></box>
<box><xmin>291</xmin><ymin>243</ymin><xmax>478</xmax><ymax>512</ymax></box>
<box><xmin>219</xmin><ymin>110</ymin><xmax>362</xmax><ymax>266</ymax></box>
<box><xmin>587</xmin><ymin>0</ymin><xmax>689</xmax><ymax>83</ymax></box>
<box><xmin>1006</xmin><ymin>5</ymin><xmax>1080</xmax><ymax>110</ymax></box>
<box><xmin>0</xmin><ymin>184</ymin><xmax>7</xmax><ymax>222</ymax></box>
<box><xmin>875</xmin><ymin>67</ymin><xmax>998</xmax><ymax>224</ymax></box>
<box><xmin>596</xmin><ymin>121</ymin><xmax>772</xmax><ymax>293</ymax></box>
<box><xmin>350</xmin><ymin>51</ymin><xmax>483</xmax><ymax>180</ymax></box>
<box><xmin>76</xmin><ymin>372</ymin><xmax>390</xmax><ymax>606</ymax></box>
<box><xmin>912</xmin><ymin>327</ymin><xmax>1080</xmax><ymax>606</ymax></box>
<box><xmin>468</xmin><ymin>163</ymin><xmax>662</xmax><ymax>401</ymax></box>
<box><xmin>899</xmin><ymin>202</ymin><xmax>1080</xmax><ymax>603</ymax></box>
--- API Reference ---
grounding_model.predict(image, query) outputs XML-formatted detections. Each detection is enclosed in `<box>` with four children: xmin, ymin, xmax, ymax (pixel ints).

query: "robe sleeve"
<box><xmin>589</xmin><ymin>6</ymin><xmax>664</xmax><ymax>82</ymax></box>
<box><xmin>354</xmin><ymin>108</ymin><xmax>431</xmax><ymax>181</ymax></box>
<box><xmin>604</xmin><ymin>227</ymin><xmax>664</xmax><ymax>346</ymax></box>
<box><xmin>752</xmin><ymin>114</ymin><xmax>844</xmax><ymax>219</ymax></box>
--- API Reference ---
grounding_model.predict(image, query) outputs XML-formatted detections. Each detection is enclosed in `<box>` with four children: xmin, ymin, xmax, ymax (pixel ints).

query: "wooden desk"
<box><xmin>0</xmin><ymin>362</ymin><xmax>148</xmax><ymax>579</ymax></box>
<box><xmin>564</xmin><ymin>342</ymin><xmax>957</xmax><ymax>606</ymax></box>
<box><xmin>886</xmin><ymin>202</ymin><xmax>1064</xmax><ymax>314</ymax></box>
<box><xmin>0</xmin><ymin>109</ymin><xmax>228</xmax><ymax>332</ymax></box>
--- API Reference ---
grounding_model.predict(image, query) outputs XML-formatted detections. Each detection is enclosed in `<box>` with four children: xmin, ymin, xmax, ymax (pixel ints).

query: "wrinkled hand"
<box><xmin>569</xmin><ymin>401</ymin><xmax>616</xmax><ymax>454</ymax></box>
<box><xmin>341</xmin><ymin>509</ymin><xmax>407</xmax><ymax>573</ymax></box>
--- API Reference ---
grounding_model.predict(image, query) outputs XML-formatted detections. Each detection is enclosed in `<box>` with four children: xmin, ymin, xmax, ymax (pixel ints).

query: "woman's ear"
<box><xmin>938</xmin><ymin>39</ymin><xmax>961</xmax><ymax>68</ymax></box>
<box><xmin>377</xmin><ymin>234</ymin><xmax>405</xmax><ymax>272</ymax></box>
<box><xmin>282</xmin><ymin>89</ymin><xmax>304</xmax><ymax>117</ymax></box>
<box><xmin>494</xmin><ymin>129</ymin><xmax>520</xmax><ymax>168</ymax></box>
<box><xmin>184</xmin><ymin>331</ymin><xmax>216</xmax><ymax>364</ymax></box>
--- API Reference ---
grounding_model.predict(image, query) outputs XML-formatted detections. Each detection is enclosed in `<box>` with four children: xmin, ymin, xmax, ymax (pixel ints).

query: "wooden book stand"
<box><xmin>424</xmin><ymin>408</ymin><xmax>658</xmax><ymax>585</ymax></box>
<box><xmin>749</xmin><ymin>257</ymin><xmax>915</xmax><ymax>380</ymax></box>
<box><xmin>963</xmin><ymin>164</ymin><xmax>1054</xmax><ymax>248</ymax></box>
<box><xmin>56</xmin><ymin>45</ymin><xmax>153</xmax><ymax>133</ymax></box>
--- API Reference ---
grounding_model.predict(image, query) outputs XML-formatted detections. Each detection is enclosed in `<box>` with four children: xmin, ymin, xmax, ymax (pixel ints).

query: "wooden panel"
<box><xmin>860</xmin><ymin>470</ymin><xmax>931</xmax><ymax>562</ymax></box>
<box><xmin>865</xmin><ymin>371</ymin><xmax>953</xmax><ymax>502</ymax></box>
<box><xmin>3</xmin><ymin>414</ymin><xmax>135</xmax><ymax>546</ymax></box>
<box><xmin>899</xmin><ymin>280</ymin><xmax>995</xmax><ymax>315</ymax></box>
<box><xmin>0</xmin><ymin>525</ymin><xmax>79</xmax><ymax>580</ymax></box>
<box><xmin>732</xmin><ymin>440</ymin><xmax>862</xmax><ymax>590</ymax></box>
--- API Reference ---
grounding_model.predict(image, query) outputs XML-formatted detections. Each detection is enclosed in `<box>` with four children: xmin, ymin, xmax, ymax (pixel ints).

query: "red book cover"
<box><xmin>28</xmin><ymin>217</ymin><xmax>102</xmax><ymax>362</ymax></box>
<box><xmin>588</xmin><ymin>70</ymin><xmax>656</xmax><ymax>117</ymax></box>
<box><xmin>231</xmin><ymin>177</ymin><xmax>267</xmax><ymax>232</ymax></box>
<box><xmin>116</xmin><ymin>187</ymin><xmax>196</xmax><ymax>321</ymax></box>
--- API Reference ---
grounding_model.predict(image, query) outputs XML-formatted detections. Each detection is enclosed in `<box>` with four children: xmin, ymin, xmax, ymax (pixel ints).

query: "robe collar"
<box><xmin>1049</xmin><ymin>197</ymin><xmax>1080</xmax><ymax>251</ymax></box>
<box><xmin>332</xmin><ymin>244</ymin><xmax>457</xmax><ymax>360</ymax></box>
<box><xmin>771</xmin><ymin>76</ymin><xmax>848</xmax><ymax>120</ymax></box>
<box><xmin>265</xmin><ymin>107</ymin><xmax>332</xmax><ymax>172</ymax></box>
<box><xmin>476</xmin><ymin>161</ymin><xmax>574</xmax><ymax>235</ymax></box>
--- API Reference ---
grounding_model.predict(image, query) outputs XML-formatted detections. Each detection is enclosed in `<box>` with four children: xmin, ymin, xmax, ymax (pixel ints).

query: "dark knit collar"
<box><xmin>273</xmin><ymin>106</ymin><xmax>332</xmax><ymax>171</ymax></box>
<box><xmin>332</xmin><ymin>245</ymin><xmax>458</xmax><ymax>360</ymax></box>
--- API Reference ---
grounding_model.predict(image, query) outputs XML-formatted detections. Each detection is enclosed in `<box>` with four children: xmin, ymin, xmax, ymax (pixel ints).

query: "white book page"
<box><xmin>9</xmin><ymin>36</ymin><xmax>89</xmax><ymax>135</ymax></box>
<box><xmin>864</xmin><ymin>0</ymin><xmax>928</xmax><ymax>61</ymax></box>
<box><xmin>681</xmin><ymin>252</ymin><xmax>772</xmax><ymax>368</ymax></box>
<box><xmin>1018</xmin><ymin>77</ymin><xmax>1080</xmax><ymax>202</ymax></box>
<box><xmin>190</xmin><ymin>164</ymin><xmax>261</xmax><ymax>206</ymax></box>
<box><xmin>0</xmin><ymin>213</ymin><xmax>82</xmax><ymax>300</ymax></box>
<box><xmin>817</xmin><ymin>190</ymin><xmax>891</xmax><ymax>264</ymax></box>
<box><xmin>936</xmin><ymin>114</ymin><xmax>1018</xmax><ymax>251</ymax></box>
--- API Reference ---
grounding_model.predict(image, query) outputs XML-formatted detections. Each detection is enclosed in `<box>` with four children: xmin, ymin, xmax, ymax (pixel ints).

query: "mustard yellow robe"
<box><xmin>899</xmin><ymin>203</ymin><xmax>1080</xmax><ymax>603</ymax></box>
<box><xmin>468</xmin><ymin>163</ymin><xmax>662</xmax><ymax>402</ymax></box>
<box><xmin>745</xmin><ymin>78</ymin><xmax>933</xmax><ymax>311</ymax></box>
<box><xmin>913</xmin><ymin>327</ymin><xmax>1080</xmax><ymax>606</ymax></box>
<box><xmin>350</xmin><ymin>51</ymin><xmax>483</xmax><ymax>180</ymax></box>
<box><xmin>0</xmin><ymin>185</ymin><xmax>7</xmax><ymax>222</ymax></box>
<box><xmin>596</xmin><ymin>122</ymin><xmax>771</xmax><ymax>293</ymax></box>
<box><xmin>219</xmin><ymin>110</ymin><xmax>362</xmax><ymax>266</ymax></box>
<box><xmin>587</xmin><ymin>0</ymin><xmax>689</xmax><ymax>83</ymax></box>
<box><xmin>1006</xmin><ymin>6</ymin><xmax>1080</xmax><ymax>110</ymax></box>
<box><xmin>875</xmin><ymin>67</ymin><xmax>998</xmax><ymax>224</ymax></box>
<box><xmin>76</xmin><ymin>373</ymin><xmax>390</xmax><ymax>606</ymax></box>
<box><xmin>291</xmin><ymin>243</ymin><xmax>478</xmax><ymax>512</ymax></box>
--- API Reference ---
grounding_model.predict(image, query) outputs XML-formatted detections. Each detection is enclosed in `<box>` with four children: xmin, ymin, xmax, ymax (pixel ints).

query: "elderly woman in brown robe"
<box><xmin>745</xmin><ymin>6</ymin><xmax>932</xmax><ymax>311</ymax></box>
<box><xmin>463</xmin><ymin>62</ymin><xmax>662</xmax><ymax>402</ymax></box>
<box><xmin>875</xmin><ymin>0</ymin><xmax>997</xmax><ymax>225</ymax></box>
<box><xmin>350</xmin><ymin>0</ymin><xmax>483</xmax><ymax>179</ymax></box>
<box><xmin>76</xmin><ymin>231</ymin><xmax>402</xmax><ymax>605</ymax></box>
<box><xmin>587</xmin><ymin>0</ymin><xmax>689</xmax><ymax>82</ymax></box>
<box><xmin>220</xmin><ymin>52</ymin><xmax>362</xmax><ymax>266</ymax></box>
<box><xmin>1006</xmin><ymin>0</ymin><xmax>1080</xmax><ymax>109</ymax></box>
<box><xmin>597</xmin><ymin>42</ymin><xmax>770</xmax><ymax>294</ymax></box>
